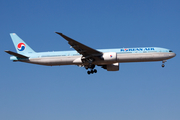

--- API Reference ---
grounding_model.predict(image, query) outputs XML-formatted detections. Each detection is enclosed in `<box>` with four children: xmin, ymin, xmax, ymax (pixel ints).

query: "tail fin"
<box><xmin>10</xmin><ymin>33</ymin><xmax>35</xmax><ymax>54</ymax></box>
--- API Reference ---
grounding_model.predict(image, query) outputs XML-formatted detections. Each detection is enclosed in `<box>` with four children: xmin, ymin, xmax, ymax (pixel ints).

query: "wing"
<box><xmin>56</xmin><ymin>32</ymin><xmax>102</xmax><ymax>57</ymax></box>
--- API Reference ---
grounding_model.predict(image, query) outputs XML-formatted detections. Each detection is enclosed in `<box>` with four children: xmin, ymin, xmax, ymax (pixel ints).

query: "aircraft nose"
<box><xmin>170</xmin><ymin>52</ymin><xmax>176</xmax><ymax>58</ymax></box>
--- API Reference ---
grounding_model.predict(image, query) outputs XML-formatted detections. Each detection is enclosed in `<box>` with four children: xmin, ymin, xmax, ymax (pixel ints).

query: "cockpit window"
<box><xmin>169</xmin><ymin>50</ymin><xmax>173</xmax><ymax>52</ymax></box>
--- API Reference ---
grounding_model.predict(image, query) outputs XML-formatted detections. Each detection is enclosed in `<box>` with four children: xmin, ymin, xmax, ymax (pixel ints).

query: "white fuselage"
<box><xmin>11</xmin><ymin>47</ymin><xmax>176</xmax><ymax>66</ymax></box>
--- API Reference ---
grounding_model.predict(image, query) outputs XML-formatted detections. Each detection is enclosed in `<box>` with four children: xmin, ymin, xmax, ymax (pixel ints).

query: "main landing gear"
<box><xmin>85</xmin><ymin>64</ymin><xmax>97</xmax><ymax>75</ymax></box>
<box><xmin>87</xmin><ymin>69</ymin><xmax>97</xmax><ymax>75</ymax></box>
<box><xmin>162</xmin><ymin>60</ymin><xmax>167</xmax><ymax>68</ymax></box>
<box><xmin>82</xmin><ymin>58</ymin><xmax>97</xmax><ymax>75</ymax></box>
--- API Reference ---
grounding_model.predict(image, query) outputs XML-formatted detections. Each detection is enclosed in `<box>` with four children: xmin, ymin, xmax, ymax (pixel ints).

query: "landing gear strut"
<box><xmin>82</xmin><ymin>58</ymin><xmax>97</xmax><ymax>75</ymax></box>
<box><xmin>162</xmin><ymin>60</ymin><xmax>167</xmax><ymax>68</ymax></box>
<box><xmin>86</xmin><ymin>64</ymin><xmax>97</xmax><ymax>75</ymax></box>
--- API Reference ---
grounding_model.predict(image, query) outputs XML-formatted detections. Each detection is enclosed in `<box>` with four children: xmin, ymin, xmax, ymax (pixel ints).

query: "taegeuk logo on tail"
<box><xmin>17</xmin><ymin>43</ymin><xmax>26</xmax><ymax>51</ymax></box>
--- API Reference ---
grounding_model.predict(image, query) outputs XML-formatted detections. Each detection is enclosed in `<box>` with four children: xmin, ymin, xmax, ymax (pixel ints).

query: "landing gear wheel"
<box><xmin>87</xmin><ymin>69</ymin><xmax>98</xmax><ymax>75</ymax></box>
<box><xmin>85</xmin><ymin>63</ymin><xmax>97</xmax><ymax>74</ymax></box>
<box><xmin>162</xmin><ymin>64</ymin><xmax>165</xmax><ymax>68</ymax></box>
<box><xmin>94</xmin><ymin>69</ymin><xmax>97</xmax><ymax>73</ymax></box>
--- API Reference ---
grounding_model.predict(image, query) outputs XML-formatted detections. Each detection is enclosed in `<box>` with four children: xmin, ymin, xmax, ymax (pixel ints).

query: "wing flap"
<box><xmin>5</xmin><ymin>50</ymin><xmax>29</xmax><ymax>58</ymax></box>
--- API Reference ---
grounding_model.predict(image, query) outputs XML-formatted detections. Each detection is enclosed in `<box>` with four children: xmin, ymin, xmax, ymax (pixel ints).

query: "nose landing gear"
<box><xmin>162</xmin><ymin>64</ymin><xmax>165</xmax><ymax>68</ymax></box>
<box><xmin>162</xmin><ymin>60</ymin><xmax>167</xmax><ymax>68</ymax></box>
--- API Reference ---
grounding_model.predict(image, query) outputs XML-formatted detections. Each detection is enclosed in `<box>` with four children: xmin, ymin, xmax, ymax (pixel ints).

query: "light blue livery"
<box><xmin>5</xmin><ymin>32</ymin><xmax>176</xmax><ymax>74</ymax></box>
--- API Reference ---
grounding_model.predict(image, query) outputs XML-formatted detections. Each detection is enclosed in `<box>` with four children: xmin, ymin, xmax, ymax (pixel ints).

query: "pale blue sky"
<box><xmin>1</xmin><ymin>0</ymin><xmax>180</xmax><ymax>120</ymax></box>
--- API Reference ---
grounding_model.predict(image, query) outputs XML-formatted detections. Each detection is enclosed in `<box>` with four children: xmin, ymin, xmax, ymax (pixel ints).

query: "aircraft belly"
<box><xmin>28</xmin><ymin>56</ymin><xmax>79</xmax><ymax>66</ymax></box>
<box><xmin>117</xmin><ymin>53</ymin><xmax>173</xmax><ymax>62</ymax></box>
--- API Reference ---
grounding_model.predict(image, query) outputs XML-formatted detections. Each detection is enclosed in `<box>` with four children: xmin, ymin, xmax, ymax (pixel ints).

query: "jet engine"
<box><xmin>102</xmin><ymin>52</ymin><xmax>117</xmax><ymax>62</ymax></box>
<box><xmin>102</xmin><ymin>63</ymin><xmax>119</xmax><ymax>71</ymax></box>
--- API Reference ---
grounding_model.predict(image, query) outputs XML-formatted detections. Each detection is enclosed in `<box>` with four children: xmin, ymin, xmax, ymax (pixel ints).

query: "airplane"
<box><xmin>5</xmin><ymin>32</ymin><xmax>176</xmax><ymax>74</ymax></box>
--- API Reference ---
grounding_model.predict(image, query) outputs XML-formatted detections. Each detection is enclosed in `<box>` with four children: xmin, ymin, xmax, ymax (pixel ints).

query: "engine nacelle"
<box><xmin>102</xmin><ymin>52</ymin><xmax>117</xmax><ymax>62</ymax></box>
<box><xmin>102</xmin><ymin>63</ymin><xmax>119</xmax><ymax>71</ymax></box>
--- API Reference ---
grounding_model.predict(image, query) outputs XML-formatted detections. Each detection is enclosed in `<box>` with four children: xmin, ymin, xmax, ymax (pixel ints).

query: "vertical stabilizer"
<box><xmin>10</xmin><ymin>33</ymin><xmax>35</xmax><ymax>54</ymax></box>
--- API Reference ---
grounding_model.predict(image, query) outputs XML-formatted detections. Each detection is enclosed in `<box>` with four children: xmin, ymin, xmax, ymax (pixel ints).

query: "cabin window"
<box><xmin>169</xmin><ymin>50</ymin><xmax>173</xmax><ymax>52</ymax></box>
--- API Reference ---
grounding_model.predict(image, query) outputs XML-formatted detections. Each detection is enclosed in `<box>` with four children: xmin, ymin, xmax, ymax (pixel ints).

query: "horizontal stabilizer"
<box><xmin>5</xmin><ymin>50</ymin><xmax>29</xmax><ymax>58</ymax></box>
